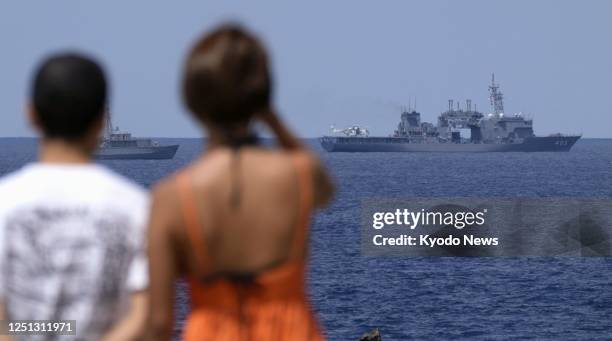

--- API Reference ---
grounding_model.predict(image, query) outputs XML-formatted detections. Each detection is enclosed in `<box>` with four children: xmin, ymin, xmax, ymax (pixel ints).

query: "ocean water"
<box><xmin>1</xmin><ymin>138</ymin><xmax>612</xmax><ymax>340</ymax></box>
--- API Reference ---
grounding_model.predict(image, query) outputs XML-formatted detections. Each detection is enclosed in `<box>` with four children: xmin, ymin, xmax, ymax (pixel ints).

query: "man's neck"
<box><xmin>39</xmin><ymin>139</ymin><xmax>92</xmax><ymax>164</ymax></box>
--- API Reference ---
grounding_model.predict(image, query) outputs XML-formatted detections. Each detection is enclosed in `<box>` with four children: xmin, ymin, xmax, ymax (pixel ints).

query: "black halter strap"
<box><xmin>226</xmin><ymin>132</ymin><xmax>259</xmax><ymax>208</ymax></box>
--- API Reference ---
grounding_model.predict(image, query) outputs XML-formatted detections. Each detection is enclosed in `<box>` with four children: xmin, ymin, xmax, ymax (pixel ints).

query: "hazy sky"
<box><xmin>1</xmin><ymin>0</ymin><xmax>610</xmax><ymax>137</ymax></box>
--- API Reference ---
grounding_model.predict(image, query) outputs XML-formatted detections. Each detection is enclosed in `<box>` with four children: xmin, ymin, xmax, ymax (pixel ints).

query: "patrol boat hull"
<box><xmin>320</xmin><ymin>135</ymin><xmax>580</xmax><ymax>153</ymax></box>
<box><xmin>95</xmin><ymin>144</ymin><xmax>179</xmax><ymax>160</ymax></box>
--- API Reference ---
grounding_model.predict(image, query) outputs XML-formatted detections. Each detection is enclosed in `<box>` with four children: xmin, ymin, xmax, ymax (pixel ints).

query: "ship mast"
<box><xmin>488</xmin><ymin>73</ymin><xmax>504</xmax><ymax>114</ymax></box>
<box><xmin>103</xmin><ymin>104</ymin><xmax>114</xmax><ymax>139</ymax></box>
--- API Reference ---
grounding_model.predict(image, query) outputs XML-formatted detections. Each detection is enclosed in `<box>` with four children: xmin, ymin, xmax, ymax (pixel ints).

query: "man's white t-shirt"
<box><xmin>0</xmin><ymin>163</ymin><xmax>149</xmax><ymax>340</ymax></box>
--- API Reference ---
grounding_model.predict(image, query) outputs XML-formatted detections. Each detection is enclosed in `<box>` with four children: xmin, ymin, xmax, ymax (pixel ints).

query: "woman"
<box><xmin>147</xmin><ymin>24</ymin><xmax>334</xmax><ymax>340</ymax></box>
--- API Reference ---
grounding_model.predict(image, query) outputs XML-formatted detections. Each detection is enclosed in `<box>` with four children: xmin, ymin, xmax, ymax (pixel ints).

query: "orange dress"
<box><xmin>176</xmin><ymin>153</ymin><xmax>325</xmax><ymax>341</ymax></box>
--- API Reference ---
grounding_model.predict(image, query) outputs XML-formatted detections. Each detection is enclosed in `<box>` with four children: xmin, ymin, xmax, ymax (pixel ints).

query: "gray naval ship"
<box><xmin>94</xmin><ymin>110</ymin><xmax>179</xmax><ymax>160</ymax></box>
<box><xmin>320</xmin><ymin>75</ymin><xmax>580</xmax><ymax>152</ymax></box>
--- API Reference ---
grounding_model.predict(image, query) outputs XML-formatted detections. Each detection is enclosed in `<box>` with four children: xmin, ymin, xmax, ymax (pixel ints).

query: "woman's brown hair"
<box><xmin>182</xmin><ymin>24</ymin><xmax>271</xmax><ymax>127</ymax></box>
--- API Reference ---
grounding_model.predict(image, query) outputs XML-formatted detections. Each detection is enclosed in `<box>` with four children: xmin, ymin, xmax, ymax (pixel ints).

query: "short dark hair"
<box><xmin>31</xmin><ymin>53</ymin><xmax>107</xmax><ymax>140</ymax></box>
<box><xmin>182</xmin><ymin>24</ymin><xmax>271</xmax><ymax>127</ymax></box>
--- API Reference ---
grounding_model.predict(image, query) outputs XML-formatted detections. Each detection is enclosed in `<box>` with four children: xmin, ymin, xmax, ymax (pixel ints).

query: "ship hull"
<box><xmin>94</xmin><ymin>144</ymin><xmax>179</xmax><ymax>160</ymax></box>
<box><xmin>320</xmin><ymin>136</ymin><xmax>580</xmax><ymax>152</ymax></box>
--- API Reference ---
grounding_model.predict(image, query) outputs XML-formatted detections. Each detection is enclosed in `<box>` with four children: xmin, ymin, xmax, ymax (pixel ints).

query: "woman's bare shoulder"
<box><xmin>153</xmin><ymin>166</ymin><xmax>190</xmax><ymax>199</ymax></box>
<box><xmin>150</xmin><ymin>161</ymin><xmax>210</xmax><ymax>219</ymax></box>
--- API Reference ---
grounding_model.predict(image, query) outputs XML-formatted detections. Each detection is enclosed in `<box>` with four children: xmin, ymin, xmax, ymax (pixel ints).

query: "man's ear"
<box><xmin>91</xmin><ymin>112</ymin><xmax>105</xmax><ymax>137</ymax></box>
<box><xmin>81</xmin><ymin>112</ymin><xmax>105</xmax><ymax>147</ymax></box>
<box><xmin>26</xmin><ymin>102</ymin><xmax>41</xmax><ymax>133</ymax></box>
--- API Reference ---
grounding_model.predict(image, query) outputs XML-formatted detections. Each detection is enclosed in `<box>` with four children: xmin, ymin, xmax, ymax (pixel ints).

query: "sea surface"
<box><xmin>1</xmin><ymin>138</ymin><xmax>612</xmax><ymax>340</ymax></box>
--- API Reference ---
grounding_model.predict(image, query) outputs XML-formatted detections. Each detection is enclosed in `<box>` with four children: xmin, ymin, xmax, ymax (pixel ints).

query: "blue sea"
<box><xmin>1</xmin><ymin>138</ymin><xmax>611</xmax><ymax>340</ymax></box>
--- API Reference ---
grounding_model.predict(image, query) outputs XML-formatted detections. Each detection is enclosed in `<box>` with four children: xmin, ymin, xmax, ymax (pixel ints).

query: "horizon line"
<box><xmin>1</xmin><ymin>136</ymin><xmax>611</xmax><ymax>139</ymax></box>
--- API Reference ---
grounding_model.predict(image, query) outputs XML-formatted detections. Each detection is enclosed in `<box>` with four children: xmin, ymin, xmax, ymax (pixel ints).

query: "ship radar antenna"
<box><xmin>489</xmin><ymin>73</ymin><xmax>504</xmax><ymax>114</ymax></box>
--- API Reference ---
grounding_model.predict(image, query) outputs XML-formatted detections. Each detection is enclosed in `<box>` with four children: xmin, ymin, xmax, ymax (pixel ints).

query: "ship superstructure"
<box><xmin>94</xmin><ymin>109</ymin><xmax>179</xmax><ymax>160</ymax></box>
<box><xmin>320</xmin><ymin>74</ymin><xmax>580</xmax><ymax>152</ymax></box>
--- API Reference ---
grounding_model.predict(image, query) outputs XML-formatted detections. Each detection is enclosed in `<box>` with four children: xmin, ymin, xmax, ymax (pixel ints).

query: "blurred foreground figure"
<box><xmin>147</xmin><ymin>24</ymin><xmax>334</xmax><ymax>340</ymax></box>
<box><xmin>0</xmin><ymin>53</ymin><xmax>148</xmax><ymax>340</ymax></box>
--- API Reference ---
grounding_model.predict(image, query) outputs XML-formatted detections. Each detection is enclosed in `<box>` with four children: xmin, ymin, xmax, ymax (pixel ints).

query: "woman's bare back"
<box><xmin>174</xmin><ymin>147</ymin><xmax>314</xmax><ymax>278</ymax></box>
